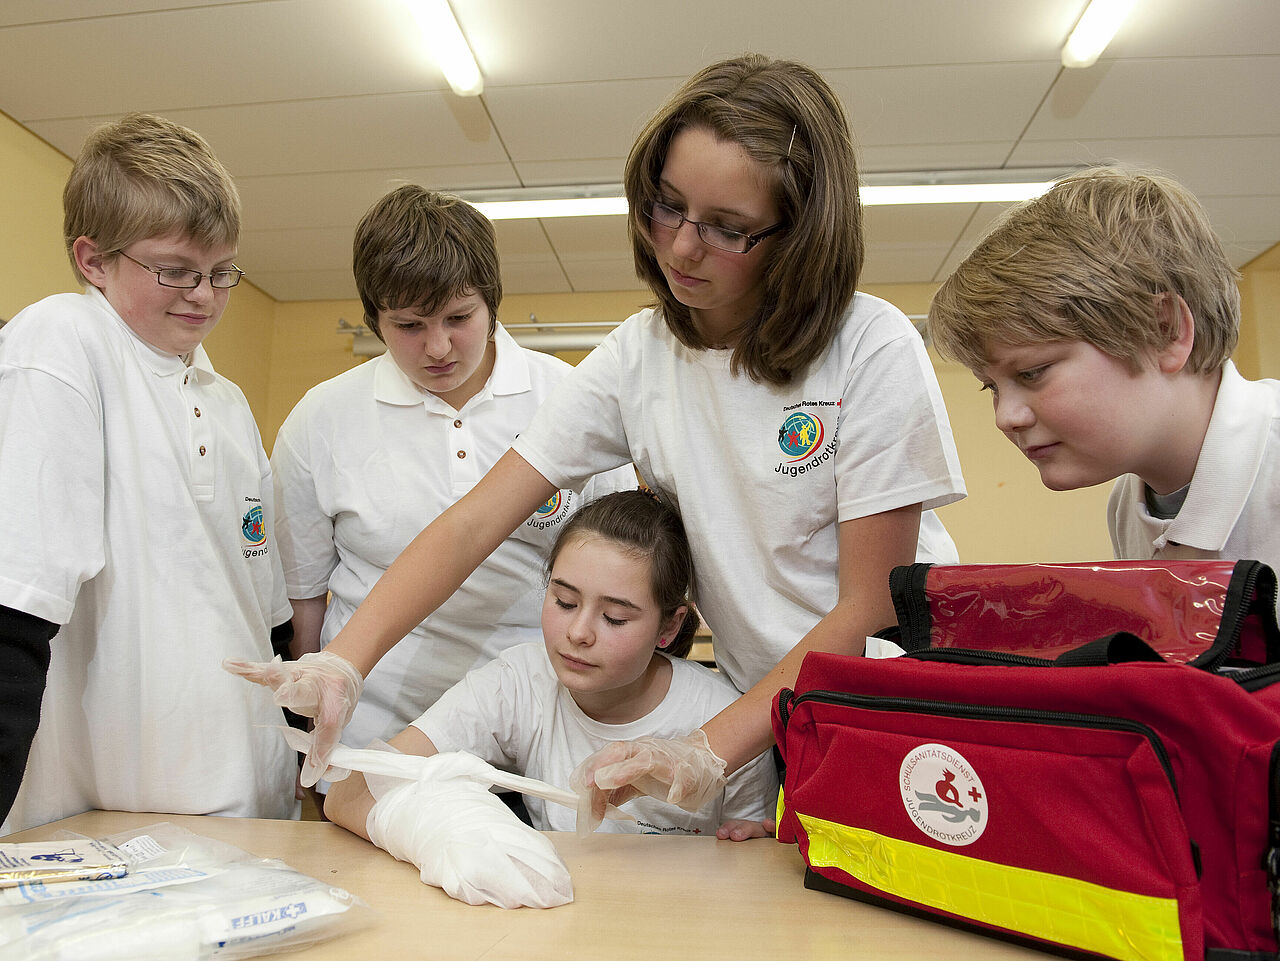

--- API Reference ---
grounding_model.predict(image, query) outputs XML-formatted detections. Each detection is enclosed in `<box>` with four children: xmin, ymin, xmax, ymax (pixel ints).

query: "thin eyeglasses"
<box><xmin>645</xmin><ymin>201</ymin><xmax>785</xmax><ymax>253</ymax></box>
<box><xmin>116</xmin><ymin>250</ymin><xmax>244</xmax><ymax>289</ymax></box>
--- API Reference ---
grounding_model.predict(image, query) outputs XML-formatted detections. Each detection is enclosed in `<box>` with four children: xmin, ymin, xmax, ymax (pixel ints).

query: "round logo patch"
<box><xmin>899</xmin><ymin>743</ymin><xmax>987</xmax><ymax>846</ymax></box>
<box><xmin>241</xmin><ymin>505</ymin><xmax>267</xmax><ymax>547</ymax></box>
<box><xmin>777</xmin><ymin>411</ymin><xmax>824</xmax><ymax>461</ymax></box>
<box><xmin>535</xmin><ymin>492</ymin><xmax>562</xmax><ymax>516</ymax></box>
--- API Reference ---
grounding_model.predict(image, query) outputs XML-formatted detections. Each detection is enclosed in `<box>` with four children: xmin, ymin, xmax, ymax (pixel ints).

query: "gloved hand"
<box><xmin>365</xmin><ymin>752</ymin><xmax>573</xmax><ymax>909</ymax></box>
<box><xmin>223</xmin><ymin>651</ymin><xmax>363</xmax><ymax>787</ymax></box>
<box><xmin>570</xmin><ymin>730</ymin><xmax>727</xmax><ymax>834</ymax></box>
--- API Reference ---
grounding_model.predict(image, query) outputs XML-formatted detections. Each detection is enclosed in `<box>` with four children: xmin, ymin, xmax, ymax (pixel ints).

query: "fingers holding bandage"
<box><xmin>571</xmin><ymin>730</ymin><xmax>727</xmax><ymax>834</ymax></box>
<box><xmin>223</xmin><ymin>650</ymin><xmax>364</xmax><ymax>786</ymax></box>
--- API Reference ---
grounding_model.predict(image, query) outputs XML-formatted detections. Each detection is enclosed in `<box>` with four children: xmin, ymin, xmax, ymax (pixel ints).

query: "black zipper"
<box><xmin>1195</xmin><ymin>559</ymin><xmax>1265</xmax><ymax>671</ymax></box>
<box><xmin>1266</xmin><ymin>741</ymin><xmax>1280</xmax><ymax>941</ymax></box>
<box><xmin>906</xmin><ymin>648</ymin><xmax>1055</xmax><ymax>667</ymax></box>
<box><xmin>1230</xmin><ymin>663</ymin><xmax>1280</xmax><ymax>692</ymax></box>
<box><xmin>780</xmin><ymin>689</ymin><xmax>1180</xmax><ymax>800</ymax></box>
<box><xmin>889</xmin><ymin>563</ymin><xmax>934</xmax><ymax>652</ymax></box>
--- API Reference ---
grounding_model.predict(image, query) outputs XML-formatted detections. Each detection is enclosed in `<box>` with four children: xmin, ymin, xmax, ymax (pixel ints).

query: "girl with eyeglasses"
<box><xmin>230</xmin><ymin>54</ymin><xmax>965</xmax><ymax>826</ymax></box>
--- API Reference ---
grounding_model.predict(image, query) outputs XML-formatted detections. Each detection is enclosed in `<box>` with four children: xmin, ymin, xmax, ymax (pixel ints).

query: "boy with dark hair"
<box><xmin>242</xmin><ymin>185</ymin><xmax>634</xmax><ymax>789</ymax></box>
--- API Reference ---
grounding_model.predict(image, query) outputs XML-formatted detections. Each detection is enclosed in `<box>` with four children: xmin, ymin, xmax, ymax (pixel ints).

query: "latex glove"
<box><xmin>571</xmin><ymin>730</ymin><xmax>727</xmax><ymax>834</ymax></box>
<box><xmin>223</xmin><ymin>651</ymin><xmax>363</xmax><ymax>787</ymax></box>
<box><xmin>364</xmin><ymin>751</ymin><xmax>573</xmax><ymax>909</ymax></box>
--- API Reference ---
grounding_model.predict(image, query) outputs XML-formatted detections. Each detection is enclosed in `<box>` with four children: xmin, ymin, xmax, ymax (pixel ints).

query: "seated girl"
<box><xmin>324</xmin><ymin>490</ymin><xmax>779</xmax><ymax>840</ymax></box>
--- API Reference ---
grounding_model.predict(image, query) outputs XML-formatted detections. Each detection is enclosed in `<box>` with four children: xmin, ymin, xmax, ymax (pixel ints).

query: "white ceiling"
<box><xmin>1</xmin><ymin>0</ymin><xmax>1277</xmax><ymax>303</ymax></box>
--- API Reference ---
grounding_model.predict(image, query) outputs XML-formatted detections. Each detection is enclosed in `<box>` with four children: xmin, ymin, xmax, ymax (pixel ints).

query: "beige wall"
<box><xmin>864</xmin><ymin>283</ymin><xmax>1115</xmax><ymax>562</ymax></box>
<box><xmin>4</xmin><ymin>112</ymin><xmax>1277</xmax><ymax>564</ymax></box>
<box><xmin>0</xmin><ymin>110</ymin><xmax>75</xmax><ymax>316</ymax></box>
<box><xmin>1239</xmin><ymin>243</ymin><xmax>1280</xmax><ymax>381</ymax></box>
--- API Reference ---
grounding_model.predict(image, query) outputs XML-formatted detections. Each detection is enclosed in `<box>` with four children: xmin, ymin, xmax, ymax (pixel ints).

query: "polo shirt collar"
<box><xmin>372</xmin><ymin>321</ymin><xmax>532</xmax><ymax>409</ymax></box>
<box><xmin>488</xmin><ymin>322</ymin><xmax>532</xmax><ymax>397</ymax></box>
<box><xmin>86</xmin><ymin>285</ymin><xmax>217</xmax><ymax>383</ymax></box>
<box><xmin>1158</xmin><ymin>361</ymin><xmax>1266</xmax><ymax>552</ymax></box>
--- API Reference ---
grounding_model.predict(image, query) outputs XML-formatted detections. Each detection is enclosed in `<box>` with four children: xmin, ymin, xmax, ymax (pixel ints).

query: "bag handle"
<box><xmin>1053</xmin><ymin>632</ymin><xmax>1168</xmax><ymax>667</ymax></box>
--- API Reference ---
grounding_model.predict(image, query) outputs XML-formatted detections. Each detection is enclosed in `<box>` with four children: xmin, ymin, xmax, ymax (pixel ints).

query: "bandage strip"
<box><xmin>280</xmin><ymin>727</ymin><xmax>634</xmax><ymax>822</ymax></box>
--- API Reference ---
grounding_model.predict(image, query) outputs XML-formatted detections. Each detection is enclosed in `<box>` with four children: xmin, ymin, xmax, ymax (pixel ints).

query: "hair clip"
<box><xmin>785</xmin><ymin>125</ymin><xmax>797</xmax><ymax>160</ymax></box>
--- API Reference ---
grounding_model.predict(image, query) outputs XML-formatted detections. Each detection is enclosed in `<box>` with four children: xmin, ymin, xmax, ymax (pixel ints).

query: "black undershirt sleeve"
<box><xmin>0</xmin><ymin>605</ymin><xmax>58</xmax><ymax>825</ymax></box>
<box><xmin>270</xmin><ymin>619</ymin><xmax>308</xmax><ymax>732</ymax></box>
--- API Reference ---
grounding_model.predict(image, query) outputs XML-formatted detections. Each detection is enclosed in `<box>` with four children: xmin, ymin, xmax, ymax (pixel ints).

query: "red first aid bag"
<box><xmin>773</xmin><ymin>562</ymin><xmax>1280</xmax><ymax>961</ymax></box>
<box><xmin>888</xmin><ymin>559</ymin><xmax>1279</xmax><ymax>666</ymax></box>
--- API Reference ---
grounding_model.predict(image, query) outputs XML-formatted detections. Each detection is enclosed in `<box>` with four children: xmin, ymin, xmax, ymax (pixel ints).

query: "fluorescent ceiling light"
<box><xmin>861</xmin><ymin>182</ymin><xmax>1055</xmax><ymax>205</ymax></box>
<box><xmin>455</xmin><ymin>170</ymin><xmax>1073</xmax><ymax>220</ymax></box>
<box><xmin>471</xmin><ymin>197</ymin><xmax>630</xmax><ymax>220</ymax></box>
<box><xmin>1061</xmin><ymin>0</ymin><xmax>1139</xmax><ymax>69</ymax></box>
<box><xmin>404</xmin><ymin>0</ymin><xmax>483</xmax><ymax>96</ymax></box>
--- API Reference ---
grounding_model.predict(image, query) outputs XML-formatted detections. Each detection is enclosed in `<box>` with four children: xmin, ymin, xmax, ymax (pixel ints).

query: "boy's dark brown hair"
<box><xmin>353</xmin><ymin>184</ymin><xmax>501</xmax><ymax>341</ymax></box>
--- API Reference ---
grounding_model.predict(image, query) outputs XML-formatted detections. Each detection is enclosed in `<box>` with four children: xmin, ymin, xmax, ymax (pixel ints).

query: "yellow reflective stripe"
<box><xmin>775</xmin><ymin>787</ymin><xmax>786</xmax><ymax>829</ymax></box>
<box><xmin>796</xmin><ymin>812</ymin><xmax>1183</xmax><ymax>961</ymax></box>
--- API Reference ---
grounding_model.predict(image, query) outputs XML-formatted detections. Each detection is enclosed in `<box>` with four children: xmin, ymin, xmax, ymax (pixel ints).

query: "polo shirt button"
<box><xmin>457</xmin><ymin>450</ymin><xmax>466</xmax><ymax>459</ymax></box>
<box><xmin>194</xmin><ymin>407</ymin><xmax>202</xmax><ymax>417</ymax></box>
<box><xmin>199</xmin><ymin>445</ymin><xmax>207</xmax><ymax>456</ymax></box>
<box><xmin>453</xmin><ymin>419</ymin><xmax>462</xmax><ymax>428</ymax></box>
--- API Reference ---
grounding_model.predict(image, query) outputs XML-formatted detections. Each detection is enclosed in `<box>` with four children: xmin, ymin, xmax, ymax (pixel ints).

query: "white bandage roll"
<box><xmin>364</xmin><ymin>752</ymin><xmax>573</xmax><ymax>909</ymax></box>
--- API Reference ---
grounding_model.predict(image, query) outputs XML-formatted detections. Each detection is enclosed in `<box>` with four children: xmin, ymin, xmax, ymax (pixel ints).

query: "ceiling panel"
<box><xmin>0</xmin><ymin>0</ymin><xmax>1274</xmax><ymax>306</ymax></box>
<box><xmin>1006</xmin><ymin>136</ymin><xmax>1280</xmax><ymax>199</ymax></box>
<box><xmin>1026</xmin><ymin>56</ymin><xmax>1280</xmax><ymax>142</ymax></box>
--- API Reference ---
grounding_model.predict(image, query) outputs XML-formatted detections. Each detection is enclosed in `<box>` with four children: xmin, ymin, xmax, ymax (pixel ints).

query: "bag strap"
<box><xmin>1052</xmin><ymin>632</ymin><xmax>1167</xmax><ymax>667</ymax></box>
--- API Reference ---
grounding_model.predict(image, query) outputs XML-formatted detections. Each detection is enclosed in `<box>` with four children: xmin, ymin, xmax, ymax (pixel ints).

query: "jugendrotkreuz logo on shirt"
<box><xmin>775</xmin><ymin>400</ymin><xmax>839</xmax><ymax>477</ymax></box>
<box><xmin>241</xmin><ymin>496</ymin><xmax>270</xmax><ymax>558</ymax></box>
<box><xmin>527</xmin><ymin>489</ymin><xmax>574</xmax><ymax>531</ymax></box>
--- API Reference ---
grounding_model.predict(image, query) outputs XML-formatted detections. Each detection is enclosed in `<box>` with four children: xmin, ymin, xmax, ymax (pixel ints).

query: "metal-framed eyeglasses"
<box><xmin>644</xmin><ymin>201</ymin><xmax>785</xmax><ymax>254</ymax></box>
<box><xmin>116</xmin><ymin>250</ymin><xmax>245</xmax><ymax>289</ymax></box>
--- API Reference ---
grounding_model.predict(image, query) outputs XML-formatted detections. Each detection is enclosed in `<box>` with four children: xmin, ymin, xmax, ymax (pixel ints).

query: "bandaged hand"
<box><xmin>365</xmin><ymin>752</ymin><xmax>573</xmax><ymax>909</ymax></box>
<box><xmin>571</xmin><ymin>730</ymin><xmax>727</xmax><ymax>834</ymax></box>
<box><xmin>223</xmin><ymin>651</ymin><xmax>363</xmax><ymax>787</ymax></box>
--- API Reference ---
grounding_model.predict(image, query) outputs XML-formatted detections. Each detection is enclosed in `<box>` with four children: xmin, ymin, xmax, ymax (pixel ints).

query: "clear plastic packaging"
<box><xmin>0</xmin><ymin>822</ymin><xmax>374</xmax><ymax>960</ymax></box>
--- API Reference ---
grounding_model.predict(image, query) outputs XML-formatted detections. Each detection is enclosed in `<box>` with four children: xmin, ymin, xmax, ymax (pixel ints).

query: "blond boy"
<box><xmin>929</xmin><ymin>168</ymin><xmax>1279</xmax><ymax>571</ymax></box>
<box><xmin>0</xmin><ymin>114</ymin><xmax>296</xmax><ymax>831</ymax></box>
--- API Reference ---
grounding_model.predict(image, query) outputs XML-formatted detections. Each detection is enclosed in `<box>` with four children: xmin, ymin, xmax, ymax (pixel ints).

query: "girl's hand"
<box><xmin>223</xmin><ymin>651</ymin><xmax>364</xmax><ymax>787</ymax></box>
<box><xmin>570</xmin><ymin>730</ymin><xmax>727</xmax><ymax>833</ymax></box>
<box><xmin>716</xmin><ymin>818</ymin><xmax>776</xmax><ymax>841</ymax></box>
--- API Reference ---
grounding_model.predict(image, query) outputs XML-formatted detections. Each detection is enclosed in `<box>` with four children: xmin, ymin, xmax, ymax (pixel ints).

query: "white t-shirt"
<box><xmin>271</xmin><ymin>325</ymin><xmax>635</xmax><ymax>750</ymax></box>
<box><xmin>414</xmin><ymin>642</ymin><xmax>779</xmax><ymax>834</ymax></box>
<box><xmin>1109</xmin><ymin>361</ymin><xmax>1280</xmax><ymax>573</ymax></box>
<box><xmin>0</xmin><ymin>287</ymin><xmax>296</xmax><ymax>833</ymax></box>
<box><xmin>512</xmin><ymin>295</ymin><xmax>966</xmax><ymax>692</ymax></box>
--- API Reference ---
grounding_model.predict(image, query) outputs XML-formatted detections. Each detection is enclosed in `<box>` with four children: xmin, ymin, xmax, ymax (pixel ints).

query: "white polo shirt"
<box><xmin>0</xmin><ymin>287</ymin><xmax>296</xmax><ymax>833</ymax></box>
<box><xmin>414</xmin><ymin>642</ymin><xmax>779</xmax><ymax>834</ymax></box>
<box><xmin>1109</xmin><ymin>361</ymin><xmax>1280</xmax><ymax>573</ymax></box>
<box><xmin>513</xmin><ymin>294</ymin><xmax>966</xmax><ymax>692</ymax></box>
<box><xmin>271</xmin><ymin>324</ymin><xmax>635</xmax><ymax>750</ymax></box>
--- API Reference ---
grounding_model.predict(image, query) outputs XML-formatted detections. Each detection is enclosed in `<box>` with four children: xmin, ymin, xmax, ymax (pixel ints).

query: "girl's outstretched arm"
<box><xmin>324</xmin><ymin>726</ymin><xmax>437</xmax><ymax>841</ymax></box>
<box><xmin>227</xmin><ymin>449</ymin><xmax>557</xmax><ymax>785</ymax></box>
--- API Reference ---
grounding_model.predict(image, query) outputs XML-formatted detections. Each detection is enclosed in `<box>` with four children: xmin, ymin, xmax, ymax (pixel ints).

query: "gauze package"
<box><xmin>287</xmin><ymin>731</ymin><xmax>574</xmax><ymax>910</ymax></box>
<box><xmin>0</xmin><ymin>822</ymin><xmax>373</xmax><ymax>960</ymax></box>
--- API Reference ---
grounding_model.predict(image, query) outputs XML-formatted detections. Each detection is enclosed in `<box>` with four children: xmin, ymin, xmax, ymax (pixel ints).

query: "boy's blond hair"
<box><xmin>352</xmin><ymin>184</ymin><xmax>501</xmax><ymax>341</ymax></box>
<box><xmin>928</xmin><ymin>167</ymin><xmax>1240</xmax><ymax>374</ymax></box>
<box><xmin>63</xmin><ymin>113</ymin><xmax>241</xmax><ymax>285</ymax></box>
